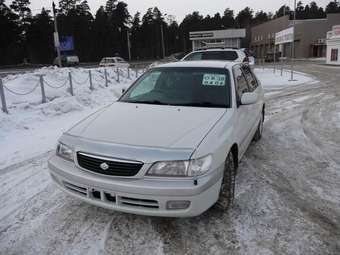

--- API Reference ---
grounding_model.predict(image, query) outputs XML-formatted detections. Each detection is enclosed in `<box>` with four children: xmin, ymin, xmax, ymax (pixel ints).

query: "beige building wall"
<box><xmin>251</xmin><ymin>14</ymin><xmax>340</xmax><ymax>59</ymax></box>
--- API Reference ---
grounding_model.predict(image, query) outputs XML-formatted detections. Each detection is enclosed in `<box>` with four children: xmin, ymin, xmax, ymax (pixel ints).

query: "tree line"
<box><xmin>1</xmin><ymin>0</ymin><xmax>340</xmax><ymax>66</ymax></box>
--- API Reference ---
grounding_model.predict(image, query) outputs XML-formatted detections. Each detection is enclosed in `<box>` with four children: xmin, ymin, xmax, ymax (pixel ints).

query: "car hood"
<box><xmin>67</xmin><ymin>102</ymin><xmax>226</xmax><ymax>149</ymax></box>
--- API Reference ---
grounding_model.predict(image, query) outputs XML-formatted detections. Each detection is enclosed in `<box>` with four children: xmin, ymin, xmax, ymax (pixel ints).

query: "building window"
<box><xmin>331</xmin><ymin>49</ymin><xmax>338</xmax><ymax>61</ymax></box>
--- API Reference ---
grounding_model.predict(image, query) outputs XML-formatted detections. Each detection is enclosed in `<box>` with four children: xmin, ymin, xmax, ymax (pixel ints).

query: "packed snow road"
<box><xmin>1</xmin><ymin>62</ymin><xmax>340</xmax><ymax>255</ymax></box>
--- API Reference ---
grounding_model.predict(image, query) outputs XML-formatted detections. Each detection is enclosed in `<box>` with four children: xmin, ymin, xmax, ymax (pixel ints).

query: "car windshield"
<box><xmin>120</xmin><ymin>67</ymin><xmax>231</xmax><ymax>108</ymax></box>
<box><xmin>183</xmin><ymin>51</ymin><xmax>238</xmax><ymax>61</ymax></box>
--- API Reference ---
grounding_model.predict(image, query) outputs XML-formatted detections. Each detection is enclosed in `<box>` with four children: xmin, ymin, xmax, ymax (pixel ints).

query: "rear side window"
<box><xmin>184</xmin><ymin>51</ymin><xmax>238</xmax><ymax>61</ymax></box>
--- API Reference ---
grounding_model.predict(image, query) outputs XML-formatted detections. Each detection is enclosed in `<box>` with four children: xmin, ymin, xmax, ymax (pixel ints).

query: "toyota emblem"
<box><xmin>100</xmin><ymin>162</ymin><xmax>109</xmax><ymax>170</ymax></box>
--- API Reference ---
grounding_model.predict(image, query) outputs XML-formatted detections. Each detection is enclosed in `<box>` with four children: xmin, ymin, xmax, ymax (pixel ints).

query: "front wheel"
<box><xmin>215</xmin><ymin>151</ymin><xmax>236</xmax><ymax>211</ymax></box>
<box><xmin>253</xmin><ymin>112</ymin><xmax>264</xmax><ymax>142</ymax></box>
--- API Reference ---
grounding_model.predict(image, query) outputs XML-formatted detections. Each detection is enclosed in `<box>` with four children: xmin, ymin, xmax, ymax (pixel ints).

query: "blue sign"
<box><xmin>60</xmin><ymin>36</ymin><xmax>74</xmax><ymax>51</ymax></box>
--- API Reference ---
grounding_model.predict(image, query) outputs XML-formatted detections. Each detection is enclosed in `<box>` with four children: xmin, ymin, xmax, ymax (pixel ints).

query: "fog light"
<box><xmin>166</xmin><ymin>200</ymin><xmax>190</xmax><ymax>210</ymax></box>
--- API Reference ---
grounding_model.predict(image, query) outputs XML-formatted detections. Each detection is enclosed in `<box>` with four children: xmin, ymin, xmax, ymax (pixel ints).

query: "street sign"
<box><xmin>333</xmin><ymin>25</ymin><xmax>340</xmax><ymax>37</ymax></box>
<box><xmin>60</xmin><ymin>36</ymin><xmax>74</xmax><ymax>51</ymax></box>
<box><xmin>275</xmin><ymin>27</ymin><xmax>294</xmax><ymax>45</ymax></box>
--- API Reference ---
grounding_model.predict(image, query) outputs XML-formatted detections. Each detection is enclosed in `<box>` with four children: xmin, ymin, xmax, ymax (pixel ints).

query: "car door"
<box><xmin>241</xmin><ymin>65</ymin><xmax>263</xmax><ymax>135</ymax></box>
<box><xmin>232</xmin><ymin>65</ymin><xmax>253</xmax><ymax>157</ymax></box>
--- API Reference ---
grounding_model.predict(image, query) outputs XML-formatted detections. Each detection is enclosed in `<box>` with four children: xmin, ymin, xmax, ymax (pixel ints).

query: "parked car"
<box><xmin>48</xmin><ymin>61</ymin><xmax>265</xmax><ymax>217</ymax></box>
<box><xmin>240</xmin><ymin>48</ymin><xmax>255</xmax><ymax>65</ymax></box>
<box><xmin>148</xmin><ymin>54</ymin><xmax>180</xmax><ymax>69</ymax></box>
<box><xmin>53</xmin><ymin>55</ymin><xmax>79</xmax><ymax>67</ymax></box>
<box><xmin>181</xmin><ymin>48</ymin><xmax>251</xmax><ymax>65</ymax></box>
<box><xmin>265</xmin><ymin>51</ymin><xmax>282</xmax><ymax>62</ymax></box>
<box><xmin>99</xmin><ymin>57</ymin><xmax>130</xmax><ymax>68</ymax></box>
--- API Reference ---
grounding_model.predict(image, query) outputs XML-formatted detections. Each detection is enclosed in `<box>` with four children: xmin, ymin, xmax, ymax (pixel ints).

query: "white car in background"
<box><xmin>240</xmin><ymin>48</ymin><xmax>256</xmax><ymax>66</ymax></box>
<box><xmin>99</xmin><ymin>57</ymin><xmax>130</xmax><ymax>68</ymax></box>
<box><xmin>48</xmin><ymin>61</ymin><xmax>265</xmax><ymax>217</ymax></box>
<box><xmin>53</xmin><ymin>55</ymin><xmax>80</xmax><ymax>67</ymax></box>
<box><xmin>182</xmin><ymin>48</ymin><xmax>254</xmax><ymax>65</ymax></box>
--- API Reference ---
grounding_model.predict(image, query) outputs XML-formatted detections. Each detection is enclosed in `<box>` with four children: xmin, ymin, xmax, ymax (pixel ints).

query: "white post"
<box><xmin>290</xmin><ymin>0</ymin><xmax>297</xmax><ymax>81</ymax></box>
<box><xmin>160</xmin><ymin>23</ymin><xmax>165</xmax><ymax>58</ymax></box>
<box><xmin>0</xmin><ymin>78</ymin><xmax>8</xmax><ymax>114</ymax></box>
<box><xmin>127</xmin><ymin>30</ymin><xmax>131</xmax><ymax>61</ymax></box>
<box><xmin>52</xmin><ymin>2</ymin><xmax>62</xmax><ymax>67</ymax></box>
<box><xmin>273</xmin><ymin>44</ymin><xmax>276</xmax><ymax>74</ymax></box>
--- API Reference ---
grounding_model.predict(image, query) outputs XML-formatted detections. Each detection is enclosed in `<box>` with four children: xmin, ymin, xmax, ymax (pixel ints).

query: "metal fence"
<box><xmin>0</xmin><ymin>67</ymin><xmax>146</xmax><ymax>114</ymax></box>
<box><xmin>255</xmin><ymin>58</ymin><xmax>294</xmax><ymax>77</ymax></box>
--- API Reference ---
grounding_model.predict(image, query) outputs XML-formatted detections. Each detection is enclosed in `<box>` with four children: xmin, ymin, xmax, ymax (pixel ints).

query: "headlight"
<box><xmin>147</xmin><ymin>155</ymin><xmax>212</xmax><ymax>177</ymax></box>
<box><xmin>56</xmin><ymin>143</ymin><xmax>74</xmax><ymax>162</ymax></box>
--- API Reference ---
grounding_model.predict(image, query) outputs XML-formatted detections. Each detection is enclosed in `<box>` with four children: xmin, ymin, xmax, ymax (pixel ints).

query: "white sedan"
<box><xmin>99</xmin><ymin>57</ymin><xmax>130</xmax><ymax>68</ymax></box>
<box><xmin>48</xmin><ymin>61</ymin><xmax>265</xmax><ymax>217</ymax></box>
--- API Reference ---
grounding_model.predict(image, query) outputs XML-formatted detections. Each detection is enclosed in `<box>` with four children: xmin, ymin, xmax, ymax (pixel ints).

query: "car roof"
<box><xmin>155</xmin><ymin>60</ymin><xmax>237</xmax><ymax>69</ymax></box>
<box><xmin>102</xmin><ymin>57</ymin><xmax>122</xmax><ymax>59</ymax></box>
<box><xmin>192</xmin><ymin>48</ymin><xmax>242</xmax><ymax>52</ymax></box>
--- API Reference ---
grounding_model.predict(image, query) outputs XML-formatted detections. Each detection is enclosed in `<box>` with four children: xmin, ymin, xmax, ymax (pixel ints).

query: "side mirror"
<box><xmin>122</xmin><ymin>88</ymin><xmax>126</xmax><ymax>94</ymax></box>
<box><xmin>241</xmin><ymin>92</ymin><xmax>258</xmax><ymax>105</ymax></box>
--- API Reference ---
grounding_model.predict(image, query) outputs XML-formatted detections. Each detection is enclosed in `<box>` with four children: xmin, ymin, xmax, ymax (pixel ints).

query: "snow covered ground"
<box><xmin>0</xmin><ymin>66</ymin><xmax>316</xmax><ymax>169</ymax></box>
<box><xmin>3</xmin><ymin>63</ymin><xmax>339</xmax><ymax>255</ymax></box>
<box><xmin>0</xmin><ymin>67</ymin><xmax>137</xmax><ymax>168</ymax></box>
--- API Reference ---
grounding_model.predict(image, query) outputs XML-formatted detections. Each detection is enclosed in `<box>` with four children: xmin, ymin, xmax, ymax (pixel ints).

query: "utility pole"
<box><xmin>290</xmin><ymin>0</ymin><xmax>296</xmax><ymax>81</ymax></box>
<box><xmin>283</xmin><ymin>5</ymin><xmax>286</xmax><ymax>16</ymax></box>
<box><xmin>52</xmin><ymin>1</ymin><xmax>62</xmax><ymax>67</ymax></box>
<box><xmin>160</xmin><ymin>23</ymin><xmax>165</xmax><ymax>59</ymax></box>
<box><xmin>127</xmin><ymin>30</ymin><xmax>131</xmax><ymax>61</ymax></box>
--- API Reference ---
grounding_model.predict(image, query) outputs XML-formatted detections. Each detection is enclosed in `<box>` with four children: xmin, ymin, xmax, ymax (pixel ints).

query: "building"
<box><xmin>189</xmin><ymin>29</ymin><xmax>246</xmax><ymax>51</ymax></box>
<box><xmin>327</xmin><ymin>25</ymin><xmax>340</xmax><ymax>65</ymax></box>
<box><xmin>251</xmin><ymin>14</ymin><xmax>340</xmax><ymax>59</ymax></box>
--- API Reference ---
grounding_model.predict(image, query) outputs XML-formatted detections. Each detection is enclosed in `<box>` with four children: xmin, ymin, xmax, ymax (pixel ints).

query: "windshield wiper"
<box><xmin>178</xmin><ymin>102</ymin><xmax>228</xmax><ymax>108</ymax></box>
<box><xmin>126</xmin><ymin>100</ymin><xmax>169</xmax><ymax>105</ymax></box>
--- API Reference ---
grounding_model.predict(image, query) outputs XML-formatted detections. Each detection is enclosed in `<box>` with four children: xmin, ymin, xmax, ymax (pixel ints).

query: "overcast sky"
<box><xmin>15</xmin><ymin>0</ymin><xmax>333</xmax><ymax>22</ymax></box>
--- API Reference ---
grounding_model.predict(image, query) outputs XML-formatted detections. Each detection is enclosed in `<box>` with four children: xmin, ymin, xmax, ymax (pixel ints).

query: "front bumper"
<box><xmin>48</xmin><ymin>155</ymin><xmax>223</xmax><ymax>217</ymax></box>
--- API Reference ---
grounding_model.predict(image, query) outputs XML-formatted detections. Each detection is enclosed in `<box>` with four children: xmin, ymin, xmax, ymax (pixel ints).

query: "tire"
<box><xmin>215</xmin><ymin>151</ymin><xmax>236</xmax><ymax>211</ymax></box>
<box><xmin>253</xmin><ymin>112</ymin><xmax>264</xmax><ymax>142</ymax></box>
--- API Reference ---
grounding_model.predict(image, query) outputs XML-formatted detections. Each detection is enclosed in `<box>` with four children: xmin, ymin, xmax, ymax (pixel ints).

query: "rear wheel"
<box><xmin>215</xmin><ymin>151</ymin><xmax>236</xmax><ymax>211</ymax></box>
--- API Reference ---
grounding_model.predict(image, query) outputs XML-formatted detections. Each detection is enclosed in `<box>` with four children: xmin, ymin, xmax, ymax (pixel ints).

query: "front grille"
<box><xmin>77</xmin><ymin>152</ymin><xmax>143</xmax><ymax>177</ymax></box>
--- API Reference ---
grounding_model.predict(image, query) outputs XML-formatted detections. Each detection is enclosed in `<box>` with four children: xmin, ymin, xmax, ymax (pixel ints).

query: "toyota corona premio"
<box><xmin>48</xmin><ymin>61</ymin><xmax>265</xmax><ymax>217</ymax></box>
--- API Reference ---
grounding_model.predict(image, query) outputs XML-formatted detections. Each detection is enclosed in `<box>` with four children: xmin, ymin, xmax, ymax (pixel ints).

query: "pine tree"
<box><xmin>0</xmin><ymin>0</ymin><xmax>22</xmax><ymax>64</ymax></box>
<box><xmin>326</xmin><ymin>0</ymin><xmax>340</xmax><ymax>13</ymax></box>
<box><xmin>10</xmin><ymin>0</ymin><xmax>31</xmax><ymax>20</ymax></box>
<box><xmin>59</xmin><ymin>0</ymin><xmax>79</xmax><ymax>15</ymax></box>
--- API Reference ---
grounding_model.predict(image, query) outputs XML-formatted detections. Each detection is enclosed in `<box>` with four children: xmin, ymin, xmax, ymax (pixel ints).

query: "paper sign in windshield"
<box><xmin>202</xmin><ymin>74</ymin><xmax>226</xmax><ymax>86</ymax></box>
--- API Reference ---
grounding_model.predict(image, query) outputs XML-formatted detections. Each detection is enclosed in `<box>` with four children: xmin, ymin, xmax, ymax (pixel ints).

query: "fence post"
<box><xmin>39</xmin><ymin>75</ymin><xmax>46</xmax><ymax>103</ymax></box>
<box><xmin>68</xmin><ymin>72</ymin><xmax>74</xmax><ymax>96</ymax></box>
<box><xmin>262</xmin><ymin>58</ymin><xmax>265</xmax><ymax>70</ymax></box>
<box><xmin>116</xmin><ymin>67</ymin><xmax>120</xmax><ymax>83</ymax></box>
<box><xmin>127</xmin><ymin>67</ymin><xmax>130</xmax><ymax>79</ymax></box>
<box><xmin>104</xmin><ymin>68</ymin><xmax>108</xmax><ymax>87</ymax></box>
<box><xmin>89</xmin><ymin>70</ymin><xmax>93</xmax><ymax>90</ymax></box>
<box><xmin>135</xmin><ymin>69</ymin><xmax>138</xmax><ymax>78</ymax></box>
<box><xmin>0</xmin><ymin>78</ymin><xmax>8</xmax><ymax>114</ymax></box>
<box><xmin>281</xmin><ymin>59</ymin><xmax>284</xmax><ymax>76</ymax></box>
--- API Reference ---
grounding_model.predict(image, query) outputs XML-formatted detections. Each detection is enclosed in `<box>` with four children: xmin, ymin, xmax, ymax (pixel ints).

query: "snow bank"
<box><xmin>254</xmin><ymin>68</ymin><xmax>318</xmax><ymax>90</ymax></box>
<box><xmin>0</xmin><ymin>66</ymin><xmax>316</xmax><ymax>168</ymax></box>
<box><xmin>0</xmin><ymin>66</ymin><xmax>137</xmax><ymax>168</ymax></box>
